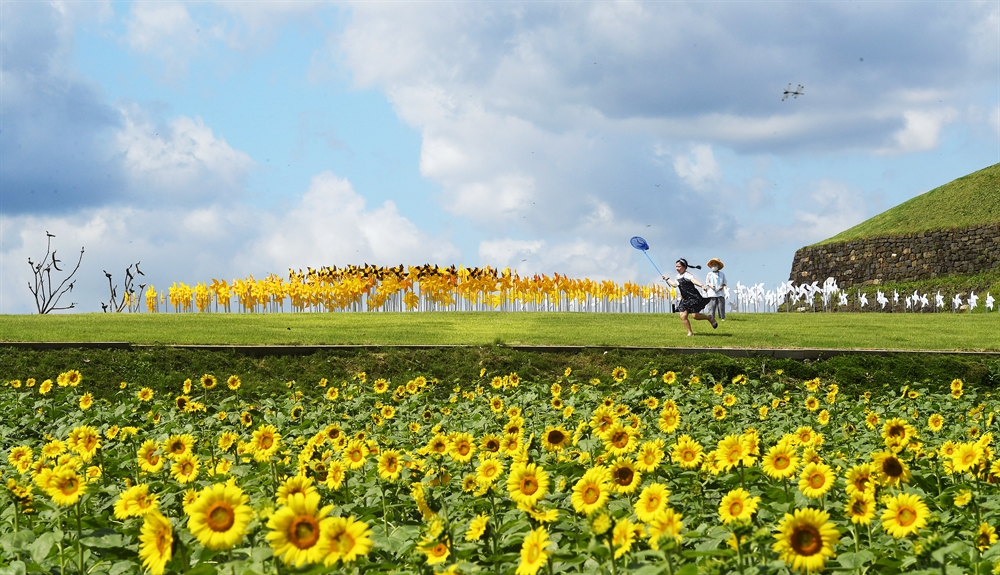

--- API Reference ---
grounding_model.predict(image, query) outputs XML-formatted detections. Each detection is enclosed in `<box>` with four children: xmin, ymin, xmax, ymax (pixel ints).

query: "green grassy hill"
<box><xmin>817</xmin><ymin>162</ymin><xmax>1000</xmax><ymax>245</ymax></box>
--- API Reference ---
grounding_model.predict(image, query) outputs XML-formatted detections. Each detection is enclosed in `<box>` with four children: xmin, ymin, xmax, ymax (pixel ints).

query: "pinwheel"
<box><xmin>858</xmin><ymin>290</ymin><xmax>868</xmax><ymax>308</ymax></box>
<box><xmin>876</xmin><ymin>290</ymin><xmax>888</xmax><ymax>309</ymax></box>
<box><xmin>952</xmin><ymin>294</ymin><xmax>963</xmax><ymax>311</ymax></box>
<box><xmin>935</xmin><ymin>291</ymin><xmax>945</xmax><ymax>310</ymax></box>
<box><xmin>838</xmin><ymin>292</ymin><xmax>849</xmax><ymax>307</ymax></box>
<box><xmin>987</xmin><ymin>293</ymin><xmax>996</xmax><ymax>311</ymax></box>
<box><xmin>969</xmin><ymin>291</ymin><xmax>978</xmax><ymax>312</ymax></box>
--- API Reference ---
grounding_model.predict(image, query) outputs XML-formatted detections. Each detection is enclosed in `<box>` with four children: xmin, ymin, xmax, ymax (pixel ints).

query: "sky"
<box><xmin>1</xmin><ymin>0</ymin><xmax>998</xmax><ymax>314</ymax></box>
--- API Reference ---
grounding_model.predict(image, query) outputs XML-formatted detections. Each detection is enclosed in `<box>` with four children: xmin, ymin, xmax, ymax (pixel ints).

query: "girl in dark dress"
<box><xmin>663</xmin><ymin>258</ymin><xmax>718</xmax><ymax>336</ymax></box>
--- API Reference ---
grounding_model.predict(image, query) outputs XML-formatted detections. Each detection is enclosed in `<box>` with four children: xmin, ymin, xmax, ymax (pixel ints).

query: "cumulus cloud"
<box><xmin>877</xmin><ymin>108</ymin><xmax>959</xmax><ymax>155</ymax></box>
<box><xmin>115</xmin><ymin>106</ymin><xmax>255</xmax><ymax>205</ymax></box>
<box><xmin>239</xmin><ymin>171</ymin><xmax>460</xmax><ymax>273</ymax></box>
<box><xmin>673</xmin><ymin>145</ymin><xmax>722</xmax><ymax>191</ymax></box>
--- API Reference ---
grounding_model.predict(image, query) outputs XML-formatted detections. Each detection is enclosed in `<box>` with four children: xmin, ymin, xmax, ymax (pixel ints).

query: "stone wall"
<box><xmin>789</xmin><ymin>224</ymin><xmax>1000</xmax><ymax>286</ymax></box>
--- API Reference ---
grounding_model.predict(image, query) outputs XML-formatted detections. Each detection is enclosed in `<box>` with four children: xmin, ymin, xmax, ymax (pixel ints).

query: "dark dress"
<box><xmin>676</xmin><ymin>273</ymin><xmax>709</xmax><ymax>313</ymax></box>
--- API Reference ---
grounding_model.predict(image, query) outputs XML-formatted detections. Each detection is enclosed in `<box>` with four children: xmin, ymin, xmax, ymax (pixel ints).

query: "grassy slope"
<box><xmin>818</xmin><ymin>162</ymin><xmax>1000</xmax><ymax>245</ymax></box>
<box><xmin>1</xmin><ymin>312</ymin><xmax>998</xmax><ymax>351</ymax></box>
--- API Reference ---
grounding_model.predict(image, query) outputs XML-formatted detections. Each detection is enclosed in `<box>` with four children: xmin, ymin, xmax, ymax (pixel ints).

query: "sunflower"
<box><xmin>658</xmin><ymin>407</ymin><xmax>681</xmax><ymax>433</ymax></box>
<box><xmin>864</xmin><ymin>412</ymin><xmax>880</xmax><ymax>430</ymax></box>
<box><xmin>761</xmin><ymin>443</ymin><xmax>800</xmax><ymax>480</ymax></box>
<box><xmin>67</xmin><ymin>425</ymin><xmax>100</xmax><ymax>462</ymax></box>
<box><xmin>424</xmin><ymin>435</ymin><xmax>450</xmax><ymax>456</ymax></box>
<box><xmin>542</xmin><ymin>426</ymin><xmax>570</xmax><ymax>452</ymax></box>
<box><xmin>163</xmin><ymin>434</ymin><xmax>195</xmax><ymax>460</ymax></box>
<box><xmin>715</xmin><ymin>434</ymin><xmax>749</xmax><ymax>471</ymax></box>
<box><xmin>377</xmin><ymin>450</ymin><xmax>403</xmax><ymax>481</ymax></box>
<box><xmin>290</xmin><ymin>405</ymin><xmax>304</xmax><ymax>420</ymax></box>
<box><xmin>500</xmin><ymin>434</ymin><xmax>522</xmax><ymax>456</ymax></box>
<box><xmin>62</xmin><ymin>369</ymin><xmax>82</xmax><ymax>387</ymax></box>
<box><xmin>138</xmin><ymin>510</ymin><xmax>173</xmax><ymax>575</ymax></box>
<box><xmin>315</xmin><ymin>514</ymin><xmax>373</xmax><ymax>565</ymax></box>
<box><xmin>571</xmin><ymin>466</ymin><xmax>611</xmax><ymax>515</ymax></box>
<box><xmin>611</xmin><ymin>366</ymin><xmax>627</xmax><ymax>382</ymax></box>
<box><xmin>977</xmin><ymin>522</ymin><xmax>998</xmax><ymax>551</ymax></box>
<box><xmin>723</xmin><ymin>394</ymin><xmax>737</xmax><ymax>407</ymax></box>
<box><xmin>951</xmin><ymin>442</ymin><xmax>985</xmax><ymax>474</ymax></box>
<box><xmin>635</xmin><ymin>440</ymin><xmax>665</xmax><ymax>473</ymax></box>
<box><xmin>372</xmin><ymin>378</ymin><xmax>389</xmax><ymax>394</ymax></box>
<box><xmin>448</xmin><ymin>432</ymin><xmax>475</xmax><ymax>463</ymax></box>
<box><xmin>602</xmin><ymin>422</ymin><xmax>639</xmax><ymax>457</ymax></box>
<box><xmin>881</xmin><ymin>417</ymin><xmax>915</xmax><ymax>449</ymax></box>
<box><xmin>170</xmin><ymin>454</ymin><xmax>200</xmax><ymax>484</ymax></box>
<box><xmin>465</xmin><ymin>513</ymin><xmax>489</xmax><ymax>541</ymax></box>
<box><xmin>475</xmin><ymin>457</ymin><xmax>504</xmax><ymax>486</ymax></box>
<box><xmin>798</xmin><ymin>462</ymin><xmax>835</xmax><ymax>499</ymax></box>
<box><xmin>200</xmin><ymin>374</ymin><xmax>217</xmax><ymax>390</ymax></box>
<box><xmin>647</xmin><ymin>507</ymin><xmax>684</xmax><ymax>549</ymax></box>
<box><xmin>636</xmin><ymin>483</ymin><xmax>670</xmax><ymax>524</ymax></box>
<box><xmin>611</xmin><ymin>518</ymin><xmax>639</xmax><ymax>559</ymax></box>
<box><xmin>662</xmin><ymin>371</ymin><xmax>677</xmax><ymax>384</ymax></box>
<box><xmin>226</xmin><ymin>375</ymin><xmax>241</xmax><ymax>390</ymax></box>
<box><xmin>325</xmin><ymin>461</ymin><xmax>346</xmax><ymax>491</ymax></box>
<box><xmin>712</xmin><ymin>405</ymin><xmax>727</xmax><ymax>420</ymax></box>
<box><xmin>590</xmin><ymin>406</ymin><xmax>617</xmax><ymax>435</ymax></box>
<box><xmin>251</xmin><ymin>425</ymin><xmax>282</xmax><ymax>462</ymax></box>
<box><xmin>772</xmin><ymin>507</ymin><xmax>839</xmax><ymax>573</ymax></box>
<box><xmin>609</xmin><ymin>459</ymin><xmax>641</xmax><ymax>495</ymax></box>
<box><xmin>804</xmin><ymin>396</ymin><xmax>820</xmax><ymax>411</ymax></box>
<box><xmin>817</xmin><ymin>410</ymin><xmax>830</xmax><ymax>426</ymax></box>
<box><xmin>719</xmin><ymin>488</ymin><xmax>760</xmax><ymax>524</ymax></box>
<box><xmin>325</xmin><ymin>387</ymin><xmax>339</xmax><ymax>401</ymax></box>
<box><xmin>507</xmin><ymin>462</ymin><xmax>549</xmax><ymax>507</ymax></box>
<box><xmin>218</xmin><ymin>431</ymin><xmax>239</xmax><ymax>452</ymax></box>
<box><xmin>175</xmin><ymin>395</ymin><xmax>190</xmax><ymax>411</ymax></box>
<box><xmin>45</xmin><ymin>469</ymin><xmax>86</xmax><ymax>507</ymax></box>
<box><xmin>480</xmin><ymin>434</ymin><xmax>502</xmax><ymax>453</ymax></box>
<box><xmin>671</xmin><ymin>436</ymin><xmax>704</xmax><ymax>469</ymax></box>
<box><xmin>137</xmin><ymin>440</ymin><xmax>165</xmax><ymax>474</ymax></box>
<box><xmin>114</xmin><ymin>483</ymin><xmax>159</xmax><ymax>519</ymax></box>
<box><xmin>343</xmin><ymin>440</ymin><xmax>369</xmax><ymax>470</ymax></box>
<box><xmin>872</xmin><ymin>451</ymin><xmax>911</xmax><ymax>487</ymax></box>
<box><xmin>516</xmin><ymin>527</ymin><xmax>551</xmax><ymax>575</ymax></box>
<box><xmin>844</xmin><ymin>463</ymin><xmax>876</xmax><ymax>496</ymax></box>
<box><xmin>276</xmin><ymin>475</ymin><xmax>316</xmax><ymax>507</ymax></box>
<box><xmin>845</xmin><ymin>492</ymin><xmax>876</xmax><ymax>525</ymax></box>
<box><xmin>77</xmin><ymin>392</ymin><xmax>94</xmax><ymax>410</ymax></box>
<box><xmin>266</xmin><ymin>491</ymin><xmax>334</xmax><ymax>567</ymax></box>
<box><xmin>880</xmin><ymin>492</ymin><xmax>929</xmax><ymax>538</ymax></box>
<box><xmin>187</xmin><ymin>482</ymin><xmax>253</xmax><ymax>550</ymax></box>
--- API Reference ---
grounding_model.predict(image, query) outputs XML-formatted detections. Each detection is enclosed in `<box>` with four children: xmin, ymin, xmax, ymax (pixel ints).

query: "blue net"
<box><xmin>630</xmin><ymin>236</ymin><xmax>649</xmax><ymax>251</ymax></box>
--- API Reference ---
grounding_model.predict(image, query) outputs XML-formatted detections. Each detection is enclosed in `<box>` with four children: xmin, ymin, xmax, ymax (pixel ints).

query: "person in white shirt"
<box><xmin>662</xmin><ymin>258</ymin><xmax>717</xmax><ymax>336</ymax></box>
<box><xmin>704</xmin><ymin>258</ymin><xmax>727</xmax><ymax>321</ymax></box>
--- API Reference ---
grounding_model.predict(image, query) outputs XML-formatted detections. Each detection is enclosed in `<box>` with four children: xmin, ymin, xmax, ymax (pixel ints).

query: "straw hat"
<box><xmin>707</xmin><ymin>258</ymin><xmax>724</xmax><ymax>269</ymax></box>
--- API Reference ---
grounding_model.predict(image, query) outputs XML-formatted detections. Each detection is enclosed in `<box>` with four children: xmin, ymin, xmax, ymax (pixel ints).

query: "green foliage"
<box><xmin>819</xmin><ymin>162</ymin><xmax>1000</xmax><ymax>244</ymax></box>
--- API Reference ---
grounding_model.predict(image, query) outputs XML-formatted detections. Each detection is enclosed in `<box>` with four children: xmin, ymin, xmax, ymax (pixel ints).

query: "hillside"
<box><xmin>817</xmin><ymin>162</ymin><xmax>1000</xmax><ymax>245</ymax></box>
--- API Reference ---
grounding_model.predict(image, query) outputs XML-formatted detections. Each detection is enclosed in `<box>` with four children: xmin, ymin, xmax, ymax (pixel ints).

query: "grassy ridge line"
<box><xmin>1</xmin><ymin>312</ymin><xmax>998</xmax><ymax>351</ymax></box>
<box><xmin>819</xmin><ymin>162</ymin><xmax>1000</xmax><ymax>244</ymax></box>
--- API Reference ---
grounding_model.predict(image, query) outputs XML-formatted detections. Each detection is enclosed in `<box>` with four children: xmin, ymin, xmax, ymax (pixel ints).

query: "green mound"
<box><xmin>817</xmin><ymin>162</ymin><xmax>1000</xmax><ymax>245</ymax></box>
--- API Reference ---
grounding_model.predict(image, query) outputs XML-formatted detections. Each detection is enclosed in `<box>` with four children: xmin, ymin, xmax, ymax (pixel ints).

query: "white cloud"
<box><xmin>478</xmin><ymin>237</ymin><xmax>637</xmax><ymax>282</ymax></box>
<box><xmin>240</xmin><ymin>171</ymin><xmax>460</xmax><ymax>272</ymax></box>
<box><xmin>673</xmin><ymin>145</ymin><xmax>722</xmax><ymax>191</ymax></box>
<box><xmin>124</xmin><ymin>2</ymin><xmax>203</xmax><ymax>82</ymax></box>
<box><xmin>115</xmin><ymin>106</ymin><xmax>255</xmax><ymax>205</ymax></box>
<box><xmin>877</xmin><ymin>108</ymin><xmax>959</xmax><ymax>155</ymax></box>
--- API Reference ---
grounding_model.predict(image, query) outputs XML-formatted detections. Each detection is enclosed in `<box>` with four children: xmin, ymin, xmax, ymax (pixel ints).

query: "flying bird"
<box><xmin>782</xmin><ymin>84</ymin><xmax>804</xmax><ymax>101</ymax></box>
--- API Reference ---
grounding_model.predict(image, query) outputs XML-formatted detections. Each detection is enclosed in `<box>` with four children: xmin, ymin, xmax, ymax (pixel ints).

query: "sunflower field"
<box><xmin>2</xmin><ymin>364</ymin><xmax>999</xmax><ymax>574</ymax></box>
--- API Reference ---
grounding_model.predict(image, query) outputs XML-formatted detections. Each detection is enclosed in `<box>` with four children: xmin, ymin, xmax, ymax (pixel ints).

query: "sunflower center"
<box><xmin>791</xmin><ymin>524</ymin><xmax>822</xmax><ymax>556</ymax></box>
<box><xmin>897</xmin><ymin>507</ymin><xmax>916</xmax><ymax>527</ymax></box>
<box><xmin>646</xmin><ymin>495</ymin><xmax>661</xmax><ymax>512</ymax></box>
<box><xmin>331</xmin><ymin>530</ymin><xmax>357</xmax><ymax>555</ymax></box>
<box><xmin>548</xmin><ymin>431</ymin><xmax>566</xmax><ymax>445</ymax></box>
<box><xmin>643</xmin><ymin>453</ymin><xmax>656</xmax><ymax>465</ymax></box>
<box><xmin>888</xmin><ymin>425</ymin><xmax>905</xmax><ymax>438</ymax></box>
<box><xmin>611</xmin><ymin>432</ymin><xmax>629</xmax><ymax>448</ymax></box>
<box><xmin>681</xmin><ymin>449</ymin><xmax>695</xmax><ymax>462</ymax></box>
<box><xmin>851</xmin><ymin>500</ymin><xmax>867</xmax><ymax>515</ymax></box>
<box><xmin>60</xmin><ymin>476</ymin><xmax>80</xmax><ymax>495</ymax></box>
<box><xmin>148</xmin><ymin>454</ymin><xmax>160</xmax><ymax>465</ymax></box>
<box><xmin>385</xmin><ymin>458</ymin><xmax>398</xmax><ymax>472</ymax></box>
<box><xmin>349</xmin><ymin>450</ymin><xmax>363</xmax><ymax>462</ymax></box>
<box><xmin>525</xmin><ymin>542</ymin><xmax>542</xmax><ymax>562</ymax></box>
<box><xmin>521</xmin><ymin>476</ymin><xmax>539</xmax><ymax>495</ymax></box>
<box><xmin>729</xmin><ymin>500</ymin><xmax>744</xmax><ymax>516</ymax></box>
<box><xmin>774</xmin><ymin>455</ymin><xmax>790</xmax><ymax>470</ymax></box>
<box><xmin>457</xmin><ymin>443</ymin><xmax>471</xmax><ymax>456</ymax></box>
<box><xmin>809</xmin><ymin>473</ymin><xmax>825</xmax><ymax>489</ymax></box>
<box><xmin>963</xmin><ymin>452</ymin><xmax>977</xmax><ymax>465</ymax></box>
<box><xmin>485</xmin><ymin>440</ymin><xmax>500</xmax><ymax>452</ymax></box>
<box><xmin>206</xmin><ymin>502</ymin><xmax>236</xmax><ymax>532</ymax></box>
<box><xmin>727</xmin><ymin>447</ymin><xmax>742</xmax><ymax>462</ymax></box>
<box><xmin>882</xmin><ymin>457</ymin><xmax>903</xmax><ymax>477</ymax></box>
<box><xmin>180</xmin><ymin>462</ymin><xmax>193</xmax><ymax>475</ymax></box>
<box><xmin>260</xmin><ymin>436</ymin><xmax>274</xmax><ymax>450</ymax></box>
<box><xmin>290</xmin><ymin>515</ymin><xmax>320</xmax><ymax>549</ymax></box>
<box><xmin>170</xmin><ymin>442</ymin><xmax>184</xmax><ymax>454</ymax></box>
<box><xmin>582</xmin><ymin>485</ymin><xmax>600</xmax><ymax>505</ymax></box>
<box><xmin>614</xmin><ymin>468</ymin><xmax>634</xmax><ymax>486</ymax></box>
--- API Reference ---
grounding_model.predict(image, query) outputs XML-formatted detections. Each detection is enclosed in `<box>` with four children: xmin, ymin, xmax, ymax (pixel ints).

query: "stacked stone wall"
<box><xmin>789</xmin><ymin>224</ymin><xmax>1000</xmax><ymax>286</ymax></box>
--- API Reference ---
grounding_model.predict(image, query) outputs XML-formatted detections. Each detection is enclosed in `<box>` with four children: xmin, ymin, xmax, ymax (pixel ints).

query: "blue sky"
<box><xmin>2</xmin><ymin>1</ymin><xmax>998</xmax><ymax>313</ymax></box>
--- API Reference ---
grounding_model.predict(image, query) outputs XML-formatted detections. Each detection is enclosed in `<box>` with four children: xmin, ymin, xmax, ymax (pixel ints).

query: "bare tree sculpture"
<box><xmin>102</xmin><ymin>262</ymin><xmax>147</xmax><ymax>313</ymax></box>
<box><xmin>28</xmin><ymin>232</ymin><xmax>84</xmax><ymax>314</ymax></box>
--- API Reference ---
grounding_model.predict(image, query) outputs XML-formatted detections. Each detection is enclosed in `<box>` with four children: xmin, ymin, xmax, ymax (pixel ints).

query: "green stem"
<box><xmin>607</xmin><ymin>534</ymin><xmax>618</xmax><ymax>575</ymax></box>
<box><xmin>75</xmin><ymin>500</ymin><xmax>84</xmax><ymax>574</ymax></box>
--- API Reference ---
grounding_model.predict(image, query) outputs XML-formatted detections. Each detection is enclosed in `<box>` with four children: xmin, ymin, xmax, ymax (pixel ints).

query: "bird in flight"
<box><xmin>782</xmin><ymin>84</ymin><xmax>804</xmax><ymax>101</ymax></box>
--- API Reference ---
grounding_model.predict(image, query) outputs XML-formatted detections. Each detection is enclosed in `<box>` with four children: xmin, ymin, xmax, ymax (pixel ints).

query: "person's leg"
<box><xmin>692</xmin><ymin>312</ymin><xmax>718</xmax><ymax>328</ymax></box>
<box><xmin>680</xmin><ymin>311</ymin><xmax>693</xmax><ymax>336</ymax></box>
<box><xmin>717</xmin><ymin>297</ymin><xmax>726</xmax><ymax>320</ymax></box>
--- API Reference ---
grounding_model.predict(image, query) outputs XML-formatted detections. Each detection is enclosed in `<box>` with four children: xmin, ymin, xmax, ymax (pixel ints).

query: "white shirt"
<box><xmin>705</xmin><ymin>270</ymin><xmax>726</xmax><ymax>298</ymax></box>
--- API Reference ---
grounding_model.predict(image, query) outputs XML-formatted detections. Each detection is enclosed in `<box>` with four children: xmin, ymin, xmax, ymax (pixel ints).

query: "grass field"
<box><xmin>1</xmin><ymin>311</ymin><xmax>998</xmax><ymax>351</ymax></box>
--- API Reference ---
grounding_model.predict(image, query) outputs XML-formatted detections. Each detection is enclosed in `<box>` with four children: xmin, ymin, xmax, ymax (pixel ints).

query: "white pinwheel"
<box><xmin>969</xmin><ymin>291</ymin><xmax>978</xmax><ymax>311</ymax></box>
<box><xmin>952</xmin><ymin>293</ymin><xmax>963</xmax><ymax>311</ymax></box>
<box><xmin>876</xmin><ymin>290</ymin><xmax>888</xmax><ymax>309</ymax></box>
<box><xmin>935</xmin><ymin>291</ymin><xmax>945</xmax><ymax>310</ymax></box>
<box><xmin>987</xmin><ymin>293</ymin><xmax>996</xmax><ymax>311</ymax></box>
<box><xmin>858</xmin><ymin>290</ymin><xmax>868</xmax><ymax>308</ymax></box>
<box><xmin>838</xmin><ymin>292</ymin><xmax>848</xmax><ymax>307</ymax></box>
